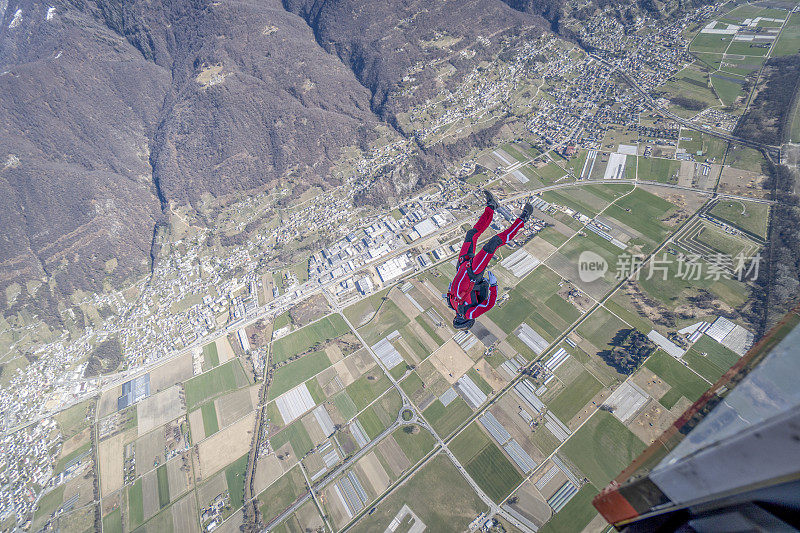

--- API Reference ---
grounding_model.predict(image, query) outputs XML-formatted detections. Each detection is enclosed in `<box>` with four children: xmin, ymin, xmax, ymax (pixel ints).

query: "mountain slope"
<box><xmin>0</xmin><ymin>0</ymin><xmax>542</xmax><ymax>311</ymax></box>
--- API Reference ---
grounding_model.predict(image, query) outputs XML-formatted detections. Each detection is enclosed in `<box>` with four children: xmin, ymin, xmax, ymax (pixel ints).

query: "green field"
<box><xmin>305</xmin><ymin>378</ymin><xmax>326</xmax><ymax>404</ymax></box>
<box><xmin>546</xmin><ymin>293</ymin><xmax>581</xmax><ymax>324</ymax></box>
<box><xmin>709</xmin><ymin>200</ymin><xmax>769</xmax><ymax>239</ymax></box>
<box><xmin>690</xmin><ymin>33</ymin><xmax>733</xmax><ymax>54</ymax></box>
<box><xmin>683</xmin><ymin>350</ymin><xmax>728</xmax><ymax>383</ymax></box>
<box><xmin>605</xmin><ymin>188</ymin><xmax>675</xmax><ymax>244</ymax></box>
<box><xmin>333</xmin><ymin>391</ymin><xmax>358</xmax><ymax>421</ymax></box>
<box><xmin>225</xmin><ymin>453</ymin><xmax>249</xmax><ymax>510</ymax></box>
<box><xmin>358</xmin><ymin>299</ymin><xmax>410</xmax><ymax>345</ymax></box>
<box><xmin>258</xmin><ymin>466</ymin><xmax>307</xmax><ymax>523</ymax></box>
<box><xmin>273</xmin><ymin>311</ymin><xmax>291</xmax><ymax>330</ymax></box>
<box><xmin>202</xmin><ymin>341</ymin><xmax>219</xmax><ymax>368</ymax></box>
<box><xmin>450</xmin><ymin>422</ymin><xmax>491</xmax><ymax>463</ymax></box>
<box><xmin>726</xmin><ymin>41</ymin><xmax>770</xmax><ymax>56</ymax></box>
<box><xmin>346</xmin><ymin>371</ymin><xmax>391</xmax><ymax>411</ymax></box>
<box><xmin>349</xmin><ymin>455</ymin><xmax>487</xmax><ymax>533</ymax></box>
<box><xmin>636</xmin><ymin>157</ymin><xmax>681</xmax><ymax>184</ymax></box>
<box><xmin>660</xmin><ymin>65</ymin><xmax>719</xmax><ymax>111</ymax></box>
<box><xmin>55</xmin><ymin>442</ymin><xmax>91</xmax><ymax>473</ymax></box>
<box><xmin>156</xmin><ymin>464</ymin><xmax>170</xmax><ymax>508</ymax></box>
<box><xmin>693</xmin><ymin>51</ymin><xmax>723</xmax><ymax>71</ymax></box>
<box><xmin>102</xmin><ymin>510</ymin><xmax>123</xmax><ymax>533</ymax></box>
<box><xmin>530</xmin><ymin>425</ymin><xmax>561</xmax><ymax>457</ymax></box>
<box><xmin>694</xmin><ymin>224</ymin><xmax>753</xmax><ymax>257</ymax></box>
<box><xmin>399</xmin><ymin>371</ymin><xmax>424</xmax><ymax>397</ymax></box>
<box><xmin>561</xmin><ymin>411</ymin><xmax>646</xmax><ymax>488</ymax></box>
<box><xmin>773</xmin><ymin>13</ymin><xmax>800</xmax><ymax>57</ymax></box>
<box><xmin>128</xmin><ymin>479</ymin><xmax>144</xmax><ymax>528</ymax></box>
<box><xmin>271</xmin><ymin>420</ymin><xmax>314</xmax><ymax>457</ymax></box>
<box><xmin>464</xmin><ymin>442</ymin><xmax>524</xmax><ymax>503</ymax></box>
<box><xmin>268</xmin><ymin>351</ymin><xmax>332</xmax><ymax>399</ymax></box>
<box><xmin>541</xmin><ymin>188</ymin><xmax>607</xmax><ymax>217</ymax></box>
<box><xmin>423</xmin><ymin>396</ymin><xmax>473</xmax><ymax>437</ymax></box>
<box><xmin>34</xmin><ymin>485</ymin><xmax>65</xmax><ymax>523</ymax></box>
<box><xmin>184</xmin><ymin>360</ymin><xmax>243</xmax><ymax>410</ymax></box>
<box><xmin>711</xmin><ymin>74</ymin><xmax>746</xmax><ymax>106</ymax></box>
<box><xmin>548</xmin><ymin>370</ymin><xmax>603</xmax><ymax>422</ymax></box>
<box><xmin>491</xmin><ymin>293</ymin><xmax>535</xmax><ymax>333</ymax></box>
<box><xmin>683</xmin><ymin>335</ymin><xmax>741</xmax><ymax>382</ymax></box>
<box><xmin>559</xmin><ymin>227</ymin><xmax>630</xmax><ymax>279</ymax></box>
<box><xmin>493</xmin><ymin>266</ymin><xmax>576</xmax><ymax>336</ymax></box>
<box><xmin>200</xmin><ymin>402</ymin><xmax>219</xmax><ymax>436</ymax></box>
<box><xmin>272</xmin><ymin>314</ymin><xmax>349</xmax><ymax>363</ymax></box>
<box><xmin>357</xmin><ymin>406</ymin><xmax>386</xmax><ymax>439</ymax></box>
<box><xmin>678</xmin><ymin>132</ymin><xmax>728</xmax><ymax>163</ymax></box>
<box><xmin>392</xmin><ymin>425</ymin><xmax>436</xmax><ymax>464</ymax></box>
<box><xmin>415</xmin><ymin>315</ymin><xmax>443</xmax><ymax>346</ymax></box>
<box><xmin>645</xmin><ymin>350</ymin><xmax>710</xmax><ymax>409</ymax></box>
<box><xmin>54</xmin><ymin>400</ymin><xmax>93</xmax><ymax>438</ymax></box>
<box><xmin>719</xmin><ymin>56</ymin><xmax>764</xmax><ymax>77</ymax></box>
<box><xmin>538</xmin><ymin>485</ymin><xmax>600</xmax><ymax>533</ymax></box>
<box><xmin>501</xmin><ymin>143</ymin><xmax>530</xmax><ymax>163</ymax></box>
<box><xmin>791</xmin><ymin>92</ymin><xmax>800</xmax><ymax>143</ymax></box>
<box><xmin>584</xmin><ymin>183</ymin><xmax>634</xmax><ymax>203</ymax></box>
<box><xmin>534</xmin><ymin>162</ymin><xmax>568</xmax><ymax>182</ymax></box>
<box><xmin>537</xmin><ymin>226</ymin><xmax>571</xmax><ymax>247</ymax></box>
<box><xmin>726</xmin><ymin>145</ymin><xmax>766</xmax><ymax>172</ymax></box>
<box><xmin>576</xmin><ymin>307</ymin><xmax>629</xmax><ymax>353</ymax></box>
<box><xmin>725</xmin><ymin>4</ymin><xmax>763</xmax><ymax>18</ymax></box>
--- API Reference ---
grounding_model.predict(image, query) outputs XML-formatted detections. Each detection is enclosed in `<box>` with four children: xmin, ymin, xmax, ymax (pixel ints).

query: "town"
<box><xmin>1</xmin><ymin>0</ymin><xmax>797</xmax><ymax>530</ymax></box>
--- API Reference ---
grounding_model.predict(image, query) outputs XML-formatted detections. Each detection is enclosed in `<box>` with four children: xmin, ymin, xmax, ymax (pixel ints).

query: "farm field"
<box><xmin>464</xmin><ymin>441</ymin><xmax>524</xmax><ymax>502</ymax></box>
<box><xmin>184</xmin><ymin>360</ymin><xmax>247</xmax><ymax>410</ymax></box>
<box><xmin>689</xmin><ymin>33</ymin><xmax>732</xmax><ymax>54</ymax></box>
<box><xmin>636</xmin><ymin>157</ymin><xmax>681</xmax><ymax>184</ymax></box>
<box><xmin>391</xmin><ymin>425</ymin><xmax>436</xmax><ymax>465</ymax></box>
<box><xmin>350</xmin><ymin>455</ymin><xmax>486</xmax><ymax>533</ymax></box>
<box><xmin>708</xmin><ymin>199</ymin><xmax>769</xmax><ymax>238</ymax></box>
<box><xmin>272</xmin><ymin>314</ymin><xmax>350</xmax><ymax>363</ymax></box>
<box><xmin>202</xmin><ymin>341</ymin><xmax>219</xmax><ymax>368</ymax></box>
<box><xmin>560</xmin><ymin>411</ymin><xmax>647</xmax><ymax>488</ymax></box>
<box><xmin>677</xmin><ymin>132</ymin><xmax>728</xmax><ymax>163</ymax></box>
<box><xmin>548</xmin><ymin>370</ymin><xmax>603</xmax><ymax>422</ymax></box>
<box><xmin>451</xmin><ymin>423</ymin><xmax>523</xmax><ymax>503</ymax></box>
<box><xmin>258</xmin><ymin>466</ymin><xmax>307</xmax><ymax>525</ymax></box>
<box><xmin>645</xmin><ymin>350</ymin><xmax>710</xmax><ymax>409</ymax></box>
<box><xmin>773</xmin><ymin>13</ymin><xmax>800</xmax><ymax>57</ymax></box>
<box><xmin>538</xmin><ymin>485</ymin><xmax>600</xmax><ymax>533</ymax></box>
<box><xmin>726</xmin><ymin>145</ymin><xmax>766</xmax><ymax>172</ymax></box>
<box><xmin>711</xmin><ymin>74</ymin><xmax>746</xmax><ymax>106</ymax></box>
<box><xmin>423</xmin><ymin>396</ymin><xmax>473</xmax><ymax>438</ymax></box>
<box><xmin>269</xmin><ymin>351</ymin><xmax>332</xmax><ymax>399</ymax></box>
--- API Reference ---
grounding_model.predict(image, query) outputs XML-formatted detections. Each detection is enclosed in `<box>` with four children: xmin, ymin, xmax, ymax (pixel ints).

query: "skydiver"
<box><xmin>446</xmin><ymin>190</ymin><xmax>532</xmax><ymax>330</ymax></box>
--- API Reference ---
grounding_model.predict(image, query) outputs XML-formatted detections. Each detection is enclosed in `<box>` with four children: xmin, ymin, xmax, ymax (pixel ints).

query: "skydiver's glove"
<box><xmin>484</xmin><ymin>190</ymin><xmax>499</xmax><ymax>211</ymax></box>
<box><xmin>520</xmin><ymin>202</ymin><xmax>533</xmax><ymax>223</ymax></box>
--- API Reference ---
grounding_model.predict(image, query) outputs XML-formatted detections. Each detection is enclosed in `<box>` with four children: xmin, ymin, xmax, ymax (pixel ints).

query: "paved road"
<box><xmin>7</xmin><ymin>171</ymin><xmax>778</xmax><ymax>441</ymax></box>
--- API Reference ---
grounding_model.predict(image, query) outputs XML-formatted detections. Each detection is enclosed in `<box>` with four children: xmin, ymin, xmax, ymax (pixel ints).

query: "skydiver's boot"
<box><xmin>453</xmin><ymin>314</ymin><xmax>475</xmax><ymax>330</ymax></box>
<box><xmin>484</xmin><ymin>190</ymin><xmax>499</xmax><ymax>211</ymax></box>
<box><xmin>519</xmin><ymin>201</ymin><xmax>533</xmax><ymax>223</ymax></box>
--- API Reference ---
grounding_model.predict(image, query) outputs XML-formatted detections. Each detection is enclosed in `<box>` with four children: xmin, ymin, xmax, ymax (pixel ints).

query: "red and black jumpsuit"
<box><xmin>447</xmin><ymin>205</ymin><xmax>525</xmax><ymax>320</ymax></box>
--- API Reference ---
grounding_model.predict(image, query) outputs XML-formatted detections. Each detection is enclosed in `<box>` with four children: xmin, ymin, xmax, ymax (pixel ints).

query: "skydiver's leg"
<box><xmin>458</xmin><ymin>205</ymin><xmax>494</xmax><ymax>261</ymax></box>
<box><xmin>470</xmin><ymin>217</ymin><xmax>525</xmax><ymax>275</ymax></box>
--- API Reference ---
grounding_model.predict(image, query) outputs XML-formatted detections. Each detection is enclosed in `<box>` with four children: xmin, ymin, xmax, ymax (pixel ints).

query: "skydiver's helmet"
<box><xmin>485</xmin><ymin>269</ymin><xmax>497</xmax><ymax>287</ymax></box>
